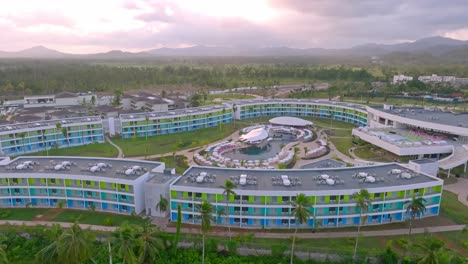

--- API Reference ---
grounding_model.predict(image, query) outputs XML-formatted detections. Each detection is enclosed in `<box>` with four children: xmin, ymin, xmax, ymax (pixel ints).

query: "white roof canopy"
<box><xmin>239</xmin><ymin>127</ymin><xmax>269</xmax><ymax>143</ymax></box>
<box><xmin>269</xmin><ymin>116</ymin><xmax>313</xmax><ymax>127</ymax></box>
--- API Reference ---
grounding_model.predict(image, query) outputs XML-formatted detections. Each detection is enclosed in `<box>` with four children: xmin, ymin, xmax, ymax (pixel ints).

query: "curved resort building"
<box><xmin>0</xmin><ymin>156</ymin><xmax>169</xmax><ymax>215</ymax></box>
<box><xmin>352</xmin><ymin>105</ymin><xmax>468</xmax><ymax>172</ymax></box>
<box><xmin>169</xmin><ymin>162</ymin><xmax>442</xmax><ymax>228</ymax></box>
<box><xmin>0</xmin><ymin>156</ymin><xmax>443</xmax><ymax>229</ymax></box>
<box><xmin>0</xmin><ymin>99</ymin><xmax>464</xmax><ymax>229</ymax></box>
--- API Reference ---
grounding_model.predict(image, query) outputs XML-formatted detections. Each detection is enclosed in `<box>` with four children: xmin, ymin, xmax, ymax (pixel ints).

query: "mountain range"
<box><xmin>0</xmin><ymin>36</ymin><xmax>467</xmax><ymax>60</ymax></box>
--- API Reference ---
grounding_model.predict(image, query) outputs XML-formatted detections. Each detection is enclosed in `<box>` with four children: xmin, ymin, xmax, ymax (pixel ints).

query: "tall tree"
<box><xmin>290</xmin><ymin>193</ymin><xmax>312</xmax><ymax>264</ymax></box>
<box><xmin>36</xmin><ymin>223</ymin><xmax>94</xmax><ymax>264</ymax></box>
<box><xmin>61</xmin><ymin>127</ymin><xmax>69</xmax><ymax>147</ymax></box>
<box><xmin>197</xmin><ymin>200</ymin><xmax>214</xmax><ymax>264</ymax></box>
<box><xmin>145</xmin><ymin>116</ymin><xmax>150</xmax><ymax>142</ymax></box>
<box><xmin>352</xmin><ymin>189</ymin><xmax>372</xmax><ymax>261</ymax></box>
<box><xmin>111</xmin><ymin>223</ymin><xmax>138</xmax><ymax>264</ymax></box>
<box><xmin>219</xmin><ymin>180</ymin><xmax>237</xmax><ymax>240</ymax></box>
<box><xmin>18</xmin><ymin>132</ymin><xmax>27</xmax><ymax>154</ymax></box>
<box><xmin>135</xmin><ymin>220</ymin><xmax>164</xmax><ymax>264</ymax></box>
<box><xmin>413</xmin><ymin>237</ymin><xmax>448</xmax><ymax>264</ymax></box>
<box><xmin>55</xmin><ymin>122</ymin><xmax>62</xmax><ymax>148</ymax></box>
<box><xmin>404</xmin><ymin>195</ymin><xmax>427</xmax><ymax>244</ymax></box>
<box><xmin>155</xmin><ymin>194</ymin><xmax>168</xmax><ymax>216</ymax></box>
<box><xmin>55</xmin><ymin>223</ymin><xmax>95</xmax><ymax>264</ymax></box>
<box><xmin>112</xmin><ymin>89</ymin><xmax>123</xmax><ymax>107</ymax></box>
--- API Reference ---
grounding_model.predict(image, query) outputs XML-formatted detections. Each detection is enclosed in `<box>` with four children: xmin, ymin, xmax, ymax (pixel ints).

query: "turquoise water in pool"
<box><xmin>223</xmin><ymin>135</ymin><xmax>294</xmax><ymax>160</ymax></box>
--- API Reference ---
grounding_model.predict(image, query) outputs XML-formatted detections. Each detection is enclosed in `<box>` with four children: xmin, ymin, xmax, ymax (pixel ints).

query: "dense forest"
<box><xmin>0</xmin><ymin>60</ymin><xmax>374</xmax><ymax>97</ymax></box>
<box><xmin>0</xmin><ymin>58</ymin><xmax>467</xmax><ymax>98</ymax></box>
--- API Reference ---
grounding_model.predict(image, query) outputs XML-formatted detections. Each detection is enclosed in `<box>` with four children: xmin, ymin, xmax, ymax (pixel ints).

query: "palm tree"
<box><xmin>55</xmin><ymin>222</ymin><xmax>95</xmax><ymax>264</ymax></box>
<box><xmin>290</xmin><ymin>193</ymin><xmax>312</xmax><ymax>264</ymax></box>
<box><xmin>413</xmin><ymin>236</ymin><xmax>447</xmax><ymax>264</ymax></box>
<box><xmin>111</xmin><ymin>223</ymin><xmax>138</xmax><ymax>264</ymax></box>
<box><xmin>61</xmin><ymin>127</ymin><xmax>69</xmax><ymax>147</ymax></box>
<box><xmin>219</xmin><ymin>180</ymin><xmax>237</xmax><ymax>240</ymax></box>
<box><xmin>352</xmin><ymin>189</ymin><xmax>372</xmax><ymax>261</ymax></box>
<box><xmin>135</xmin><ymin>219</ymin><xmax>164</xmax><ymax>264</ymax></box>
<box><xmin>18</xmin><ymin>132</ymin><xmax>27</xmax><ymax>154</ymax></box>
<box><xmin>197</xmin><ymin>200</ymin><xmax>214</xmax><ymax>264</ymax></box>
<box><xmin>36</xmin><ymin>224</ymin><xmax>63</xmax><ymax>263</ymax></box>
<box><xmin>155</xmin><ymin>194</ymin><xmax>168</xmax><ymax>216</ymax></box>
<box><xmin>404</xmin><ymin>195</ymin><xmax>427</xmax><ymax>243</ymax></box>
<box><xmin>215</xmin><ymin>207</ymin><xmax>226</xmax><ymax>226</ymax></box>
<box><xmin>41</xmin><ymin>129</ymin><xmax>49</xmax><ymax>156</ymax></box>
<box><xmin>145</xmin><ymin>116</ymin><xmax>149</xmax><ymax>142</ymax></box>
<box><xmin>37</xmin><ymin>223</ymin><xmax>94</xmax><ymax>264</ymax></box>
<box><xmin>55</xmin><ymin>122</ymin><xmax>62</xmax><ymax>147</ymax></box>
<box><xmin>232</xmin><ymin>104</ymin><xmax>237</xmax><ymax>128</ymax></box>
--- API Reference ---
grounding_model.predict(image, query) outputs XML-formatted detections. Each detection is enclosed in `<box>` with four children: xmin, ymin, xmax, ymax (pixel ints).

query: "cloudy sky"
<box><xmin>1</xmin><ymin>0</ymin><xmax>468</xmax><ymax>53</ymax></box>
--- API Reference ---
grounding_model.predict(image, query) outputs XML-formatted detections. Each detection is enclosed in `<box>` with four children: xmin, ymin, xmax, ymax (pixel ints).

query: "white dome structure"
<box><xmin>269</xmin><ymin>116</ymin><xmax>313</xmax><ymax>127</ymax></box>
<box><xmin>239</xmin><ymin>127</ymin><xmax>269</xmax><ymax>144</ymax></box>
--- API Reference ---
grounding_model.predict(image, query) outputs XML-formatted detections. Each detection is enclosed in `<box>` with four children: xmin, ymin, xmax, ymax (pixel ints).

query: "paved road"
<box><xmin>105</xmin><ymin>136</ymin><xmax>124</xmax><ymax>158</ymax></box>
<box><xmin>1</xmin><ymin>220</ymin><xmax>464</xmax><ymax>239</ymax></box>
<box><xmin>444</xmin><ymin>178</ymin><xmax>468</xmax><ymax>206</ymax></box>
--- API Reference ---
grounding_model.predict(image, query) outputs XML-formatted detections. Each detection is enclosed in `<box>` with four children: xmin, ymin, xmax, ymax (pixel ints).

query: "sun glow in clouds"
<box><xmin>180</xmin><ymin>0</ymin><xmax>278</xmax><ymax>22</ymax></box>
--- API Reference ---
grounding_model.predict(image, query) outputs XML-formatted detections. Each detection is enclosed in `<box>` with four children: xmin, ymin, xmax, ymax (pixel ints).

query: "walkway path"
<box><xmin>106</xmin><ymin>136</ymin><xmax>123</xmax><ymax>158</ymax></box>
<box><xmin>0</xmin><ymin>220</ymin><xmax>464</xmax><ymax>239</ymax></box>
<box><xmin>444</xmin><ymin>178</ymin><xmax>468</xmax><ymax>206</ymax></box>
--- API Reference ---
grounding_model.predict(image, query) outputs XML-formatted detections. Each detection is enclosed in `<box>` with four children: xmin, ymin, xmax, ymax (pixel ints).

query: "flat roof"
<box><xmin>374</xmin><ymin>107</ymin><xmax>468</xmax><ymax>127</ymax></box>
<box><xmin>0</xmin><ymin>156</ymin><xmax>165</xmax><ymax>181</ymax></box>
<box><xmin>301</xmin><ymin>159</ymin><xmax>347</xmax><ymax>169</ymax></box>
<box><xmin>0</xmin><ymin>116</ymin><xmax>102</xmax><ymax>134</ymax></box>
<box><xmin>269</xmin><ymin>116</ymin><xmax>313</xmax><ymax>127</ymax></box>
<box><xmin>173</xmin><ymin>163</ymin><xmax>439</xmax><ymax>191</ymax></box>
<box><xmin>120</xmin><ymin>105</ymin><xmax>228</xmax><ymax>121</ymax></box>
<box><xmin>231</xmin><ymin>99</ymin><xmax>368</xmax><ymax>111</ymax></box>
<box><xmin>410</xmin><ymin>159</ymin><xmax>438</xmax><ymax>165</ymax></box>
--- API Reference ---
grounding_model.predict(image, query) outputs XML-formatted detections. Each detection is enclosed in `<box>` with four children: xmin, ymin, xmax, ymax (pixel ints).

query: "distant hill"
<box><xmin>1</xmin><ymin>36</ymin><xmax>468</xmax><ymax>60</ymax></box>
<box><xmin>0</xmin><ymin>45</ymin><xmax>73</xmax><ymax>58</ymax></box>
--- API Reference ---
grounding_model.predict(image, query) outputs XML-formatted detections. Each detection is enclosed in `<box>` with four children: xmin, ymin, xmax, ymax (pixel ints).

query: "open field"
<box><xmin>0</xmin><ymin>208</ymin><xmax>144</xmax><ymax>226</ymax></box>
<box><xmin>112</xmin><ymin>117</ymin><xmax>272</xmax><ymax>157</ymax></box>
<box><xmin>22</xmin><ymin>142</ymin><xmax>119</xmax><ymax>158</ymax></box>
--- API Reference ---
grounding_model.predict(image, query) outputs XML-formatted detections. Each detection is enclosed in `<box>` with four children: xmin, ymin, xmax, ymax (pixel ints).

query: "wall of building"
<box><xmin>168</xmin><ymin>180</ymin><xmax>443</xmax><ymax>228</ymax></box>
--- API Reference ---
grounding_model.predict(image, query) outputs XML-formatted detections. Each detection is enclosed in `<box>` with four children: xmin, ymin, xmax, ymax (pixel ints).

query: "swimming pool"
<box><xmin>222</xmin><ymin>138</ymin><xmax>293</xmax><ymax>160</ymax></box>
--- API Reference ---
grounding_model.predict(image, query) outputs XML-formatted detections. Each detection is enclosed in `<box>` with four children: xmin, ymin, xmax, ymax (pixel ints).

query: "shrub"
<box><xmin>270</xmin><ymin>244</ymin><xmax>287</xmax><ymax>257</ymax></box>
<box><xmin>103</xmin><ymin>217</ymin><xmax>114</xmax><ymax>226</ymax></box>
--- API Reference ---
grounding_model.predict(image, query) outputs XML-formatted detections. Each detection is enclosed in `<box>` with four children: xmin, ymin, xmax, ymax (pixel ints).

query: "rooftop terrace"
<box><xmin>231</xmin><ymin>99</ymin><xmax>367</xmax><ymax>111</ymax></box>
<box><xmin>173</xmin><ymin>163</ymin><xmax>440</xmax><ymax>191</ymax></box>
<box><xmin>0</xmin><ymin>116</ymin><xmax>102</xmax><ymax>134</ymax></box>
<box><xmin>301</xmin><ymin>159</ymin><xmax>346</xmax><ymax>169</ymax></box>
<box><xmin>0</xmin><ymin>156</ymin><xmax>165</xmax><ymax>180</ymax></box>
<box><xmin>374</xmin><ymin>107</ymin><xmax>468</xmax><ymax>127</ymax></box>
<box><xmin>120</xmin><ymin>104</ymin><xmax>229</xmax><ymax>121</ymax></box>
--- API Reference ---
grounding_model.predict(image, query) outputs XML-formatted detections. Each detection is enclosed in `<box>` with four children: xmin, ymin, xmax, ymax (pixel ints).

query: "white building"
<box><xmin>24</xmin><ymin>92</ymin><xmax>95</xmax><ymax>108</ymax></box>
<box><xmin>418</xmin><ymin>74</ymin><xmax>456</xmax><ymax>83</ymax></box>
<box><xmin>392</xmin><ymin>75</ymin><xmax>413</xmax><ymax>84</ymax></box>
<box><xmin>352</xmin><ymin>105</ymin><xmax>468</xmax><ymax>172</ymax></box>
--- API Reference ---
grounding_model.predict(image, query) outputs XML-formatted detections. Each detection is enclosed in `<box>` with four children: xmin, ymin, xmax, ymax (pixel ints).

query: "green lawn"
<box><xmin>52</xmin><ymin>209</ymin><xmax>145</xmax><ymax>226</ymax></box>
<box><xmin>113</xmin><ymin>117</ymin><xmax>272</xmax><ymax>157</ymax></box>
<box><xmin>152</xmin><ymin>155</ymin><xmax>190</xmax><ymax>174</ymax></box>
<box><xmin>440</xmin><ymin>190</ymin><xmax>468</xmax><ymax>224</ymax></box>
<box><xmin>0</xmin><ymin>208</ymin><xmax>145</xmax><ymax>226</ymax></box>
<box><xmin>0</xmin><ymin>208</ymin><xmax>49</xmax><ymax>221</ymax></box>
<box><xmin>24</xmin><ymin>142</ymin><xmax>118</xmax><ymax>158</ymax></box>
<box><xmin>354</xmin><ymin>146</ymin><xmax>398</xmax><ymax>162</ymax></box>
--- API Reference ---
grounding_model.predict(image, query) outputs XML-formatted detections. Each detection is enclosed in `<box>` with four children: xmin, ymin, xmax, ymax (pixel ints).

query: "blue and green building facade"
<box><xmin>0</xmin><ymin>116</ymin><xmax>104</xmax><ymax>156</ymax></box>
<box><xmin>169</xmin><ymin>164</ymin><xmax>443</xmax><ymax>229</ymax></box>
<box><xmin>0</xmin><ymin>156</ymin><xmax>167</xmax><ymax>214</ymax></box>
<box><xmin>119</xmin><ymin>105</ymin><xmax>233</xmax><ymax>139</ymax></box>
